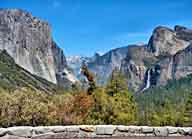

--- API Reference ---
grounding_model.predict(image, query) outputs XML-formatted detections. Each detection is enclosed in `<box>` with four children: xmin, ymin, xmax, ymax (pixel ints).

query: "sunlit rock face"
<box><xmin>121</xmin><ymin>26</ymin><xmax>192</xmax><ymax>92</ymax></box>
<box><xmin>120</xmin><ymin>45</ymin><xmax>150</xmax><ymax>92</ymax></box>
<box><xmin>0</xmin><ymin>9</ymin><xmax>77</xmax><ymax>87</ymax></box>
<box><xmin>147</xmin><ymin>26</ymin><xmax>190</xmax><ymax>57</ymax></box>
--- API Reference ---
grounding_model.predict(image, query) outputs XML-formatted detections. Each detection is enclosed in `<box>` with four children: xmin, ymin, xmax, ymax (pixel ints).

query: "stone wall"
<box><xmin>0</xmin><ymin>125</ymin><xmax>191</xmax><ymax>139</ymax></box>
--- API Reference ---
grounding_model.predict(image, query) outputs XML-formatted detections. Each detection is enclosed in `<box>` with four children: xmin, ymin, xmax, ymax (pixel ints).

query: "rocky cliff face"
<box><xmin>147</xmin><ymin>26</ymin><xmax>189</xmax><ymax>56</ymax></box>
<box><xmin>0</xmin><ymin>9</ymin><xmax>77</xmax><ymax>87</ymax></box>
<box><xmin>154</xmin><ymin>44</ymin><xmax>192</xmax><ymax>86</ymax></box>
<box><xmin>121</xmin><ymin>25</ymin><xmax>192</xmax><ymax>91</ymax></box>
<box><xmin>120</xmin><ymin>45</ymin><xmax>150</xmax><ymax>91</ymax></box>
<box><xmin>86</xmin><ymin>46</ymin><xmax>130</xmax><ymax>84</ymax></box>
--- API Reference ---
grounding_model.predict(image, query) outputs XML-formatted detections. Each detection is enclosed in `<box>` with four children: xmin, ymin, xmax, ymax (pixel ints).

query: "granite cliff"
<box><xmin>121</xmin><ymin>25</ymin><xmax>192</xmax><ymax>91</ymax></box>
<box><xmin>0</xmin><ymin>9</ymin><xmax>77</xmax><ymax>88</ymax></box>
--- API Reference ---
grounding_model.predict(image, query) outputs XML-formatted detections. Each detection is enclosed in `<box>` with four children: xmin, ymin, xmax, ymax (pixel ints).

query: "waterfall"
<box><xmin>79</xmin><ymin>68</ymin><xmax>82</xmax><ymax>75</ymax></box>
<box><xmin>142</xmin><ymin>69</ymin><xmax>151</xmax><ymax>91</ymax></box>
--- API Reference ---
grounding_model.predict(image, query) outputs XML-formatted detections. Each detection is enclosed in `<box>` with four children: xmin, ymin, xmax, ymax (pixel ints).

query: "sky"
<box><xmin>1</xmin><ymin>0</ymin><xmax>192</xmax><ymax>56</ymax></box>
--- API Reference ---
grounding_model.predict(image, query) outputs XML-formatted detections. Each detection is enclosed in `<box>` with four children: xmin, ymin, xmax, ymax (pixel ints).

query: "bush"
<box><xmin>0</xmin><ymin>88</ymin><xmax>50</xmax><ymax>127</ymax></box>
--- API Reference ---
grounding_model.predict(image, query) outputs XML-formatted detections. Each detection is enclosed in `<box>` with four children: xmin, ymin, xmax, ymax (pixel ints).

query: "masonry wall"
<box><xmin>0</xmin><ymin>125</ymin><xmax>191</xmax><ymax>139</ymax></box>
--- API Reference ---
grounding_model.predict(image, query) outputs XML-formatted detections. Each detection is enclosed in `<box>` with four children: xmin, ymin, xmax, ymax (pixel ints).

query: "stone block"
<box><xmin>96</xmin><ymin>125</ymin><xmax>116</xmax><ymax>135</ymax></box>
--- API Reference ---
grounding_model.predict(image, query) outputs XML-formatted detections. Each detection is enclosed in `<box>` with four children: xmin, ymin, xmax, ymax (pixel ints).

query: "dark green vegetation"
<box><xmin>0</xmin><ymin>52</ymin><xmax>191</xmax><ymax>127</ymax></box>
<box><xmin>137</xmin><ymin>74</ymin><xmax>192</xmax><ymax>126</ymax></box>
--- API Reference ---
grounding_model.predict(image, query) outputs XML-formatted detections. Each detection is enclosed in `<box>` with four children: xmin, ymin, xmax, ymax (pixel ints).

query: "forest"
<box><xmin>0</xmin><ymin>65</ymin><xmax>191</xmax><ymax>127</ymax></box>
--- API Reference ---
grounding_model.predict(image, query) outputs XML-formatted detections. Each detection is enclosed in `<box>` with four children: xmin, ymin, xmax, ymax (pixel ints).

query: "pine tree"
<box><xmin>106</xmin><ymin>68</ymin><xmax>128</xmax><ymax>96</ymax></box>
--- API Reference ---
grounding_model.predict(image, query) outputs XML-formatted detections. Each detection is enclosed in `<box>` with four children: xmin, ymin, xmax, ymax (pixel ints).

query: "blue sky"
<box><xmin>1</xmin><ymin>0</ymin><xmax>192</xmax><ymax>56</ymax></box>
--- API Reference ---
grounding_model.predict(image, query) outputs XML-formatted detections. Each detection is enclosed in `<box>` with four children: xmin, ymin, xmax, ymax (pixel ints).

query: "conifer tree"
<box><xmin>106</xmin><ymin>68</ymin><xmax>128</xmax><ymax>96</ymax></box>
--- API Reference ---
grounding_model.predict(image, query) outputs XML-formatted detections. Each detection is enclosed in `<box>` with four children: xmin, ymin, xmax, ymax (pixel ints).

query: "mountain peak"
<box><xmin>153</xmin><ymin>26</ymin><xmax>175</xmax><ymax>34</ymax></box>
<box><xmin>147</xmin><ymin>25</ymin><xmax>190</xmax><ymax>56</ymax></box>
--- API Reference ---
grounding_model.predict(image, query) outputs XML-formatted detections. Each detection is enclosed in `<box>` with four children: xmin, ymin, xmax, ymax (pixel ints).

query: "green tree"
<box><xmin>106</xmin><ymin>68</ymin><xmax>128</xmax><ymax>96</ymax></box>
<box><xmin>184</xmin><ymin>93</ymin><xmax>192</xmax><ymax>126</ymax></box>
<box><xmin>85</xmin><ymin>69</ymin><xmax>137</xmax><ymax>125</ymax></box>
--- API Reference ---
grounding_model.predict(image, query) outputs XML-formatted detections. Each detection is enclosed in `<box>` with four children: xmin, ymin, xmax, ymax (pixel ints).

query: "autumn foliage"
<box><xmin>53</xmin><ymin>92</ymin><xmax>94</xmax><ymax>125</ymax></box>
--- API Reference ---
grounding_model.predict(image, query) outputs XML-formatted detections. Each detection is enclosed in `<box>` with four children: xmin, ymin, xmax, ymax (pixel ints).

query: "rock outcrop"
<box><xmin>0</xmin><ymin>9</ymin><xmax>77</xmax><ymax>87</ymax></box>
<box><xmin>147</xmin><ymin>26</ymin><xmax>189</xmax><ymax>56</ymax></box>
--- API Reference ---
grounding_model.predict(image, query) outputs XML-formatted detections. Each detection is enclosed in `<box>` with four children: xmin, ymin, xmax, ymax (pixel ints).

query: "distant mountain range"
<box><xmin>0</xmin><ymin>8</ymin><xmax>192</xmax><ymax>92</ymax></box>
<box><xmin>67</xmin><ymin>26</ymin><xmax>192</xmax><ymax>92</ymax></box>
